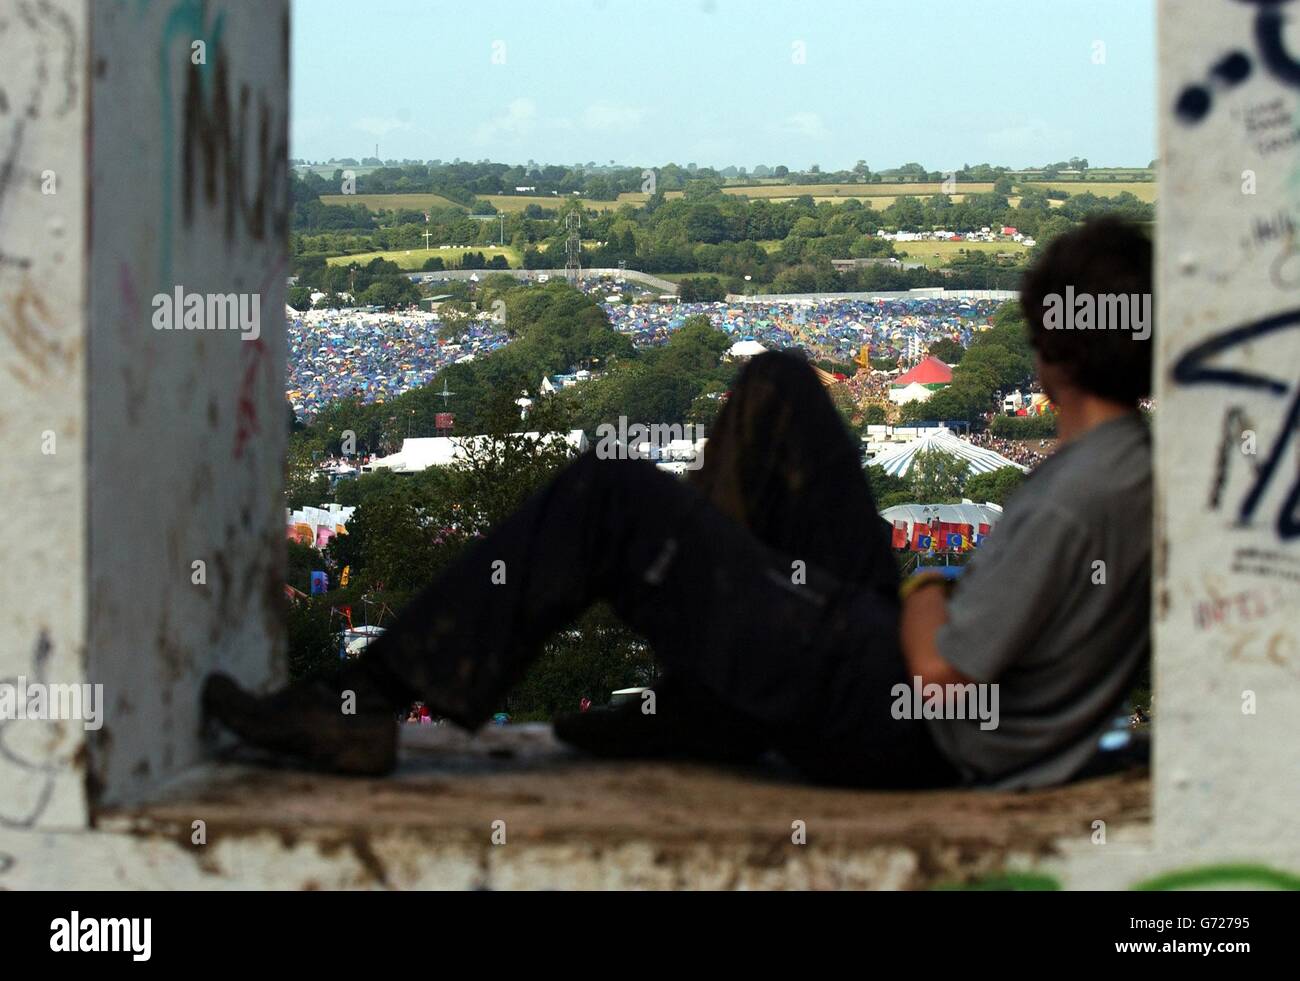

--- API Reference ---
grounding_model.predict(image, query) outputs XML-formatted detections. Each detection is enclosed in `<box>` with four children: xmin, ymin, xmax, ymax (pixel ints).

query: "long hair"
<box><xmin>690</xmin><ymin>352</ymin><xmax>896</xmax><ymax>595</ymax></box>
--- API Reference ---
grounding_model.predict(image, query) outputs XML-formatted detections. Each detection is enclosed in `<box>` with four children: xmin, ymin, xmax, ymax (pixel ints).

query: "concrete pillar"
<box><xmin>0</xmin><ymin>0</ymin><xmax>289</xmax><ymax>824</ymax></box>
<box><xmin>0</xmin><ymin>0</ymin><xmax>90</xmax><ymax>830</ymax></box>
<box><xmin>1156</xmin><ymin>0</ymin><xmax>1300</xmax><ymax>856</ymax></box>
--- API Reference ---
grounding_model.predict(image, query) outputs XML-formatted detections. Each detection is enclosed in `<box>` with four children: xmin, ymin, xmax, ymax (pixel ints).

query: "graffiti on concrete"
<box><xmin>0</xmin><ymin>0</ymin><xmax>78</xmax><ymax>271</ymax></box>
<box><xmin>0</xmin><ymin>630</ymin><xmax>59</xmax><ymax>829</ymax></box>
<box><xmin>180</xmin><ymin>47</ymin><xmax>290</xmax><ymax>244</ymax></box>
<box><xmin>1172</xmin><ymin>308</ymin><xmax>1300</xmax><ymax>540</ymax></box>
<box><xmin>1175</xmin><ymin>0</ymin><xmax>1300</xmax><ymax>125</ymax></box>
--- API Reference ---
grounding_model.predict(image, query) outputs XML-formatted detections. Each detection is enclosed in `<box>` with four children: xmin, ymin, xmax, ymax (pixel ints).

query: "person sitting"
<box><xmin>204</xmin><ymin>217</ymin><xmax>1152</xmax><ymax>790</ymax></box>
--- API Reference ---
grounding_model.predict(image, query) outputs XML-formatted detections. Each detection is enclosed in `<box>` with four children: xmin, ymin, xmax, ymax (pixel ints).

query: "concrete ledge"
<box><xmin>74</xmin><ymin>724</ymin><xmax>1150</xmax><ymax>890</ymax></box>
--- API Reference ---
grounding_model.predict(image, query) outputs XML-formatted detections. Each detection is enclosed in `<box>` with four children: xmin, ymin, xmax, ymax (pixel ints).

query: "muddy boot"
<box><xmin>201</xmin><ymin>668</ymin><xmax>399</xmax><ymax>777</ymax></box>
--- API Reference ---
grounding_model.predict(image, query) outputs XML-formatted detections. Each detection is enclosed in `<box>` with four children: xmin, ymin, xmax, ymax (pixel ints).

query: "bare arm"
<box><xmin>899</xmin><ymin>577</ymin><xmax>974</xmax><ymax>687</ymax></box>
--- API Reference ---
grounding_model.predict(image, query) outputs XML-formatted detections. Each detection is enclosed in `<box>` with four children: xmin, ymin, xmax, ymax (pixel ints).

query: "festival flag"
<box><xmin>932</xmin><ymin>521</ymin><xmax>950</xmax><ymax>550</ymax></box>
<box><xmin>891</xmin><ymin>520</ymin><xmax>908</xmax><ymax>550</ymax></box>
<box><xmin>912</xmin><ymin>522</ymin><xmax>932</xmax><ymax>551</ymax></box>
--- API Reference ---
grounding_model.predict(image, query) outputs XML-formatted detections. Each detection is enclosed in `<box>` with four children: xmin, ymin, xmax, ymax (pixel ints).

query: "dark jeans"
<box><xmin>362</xmin><ymin>352</ymin><xmax>960</xmax><ymax>789</ymax></box>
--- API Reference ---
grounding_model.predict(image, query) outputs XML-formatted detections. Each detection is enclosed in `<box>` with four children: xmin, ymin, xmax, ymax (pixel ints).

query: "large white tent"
<box><xmin>880</xmin><ymin>502</ymin><xmax>1004</xmax><ymax>535</ymax></box>
<box><xmin>726</xmin><ymin>339</ymin><xmax>768</xmax><ymax>359</ymax></box>
<box><xmin>365</xmin><ymin>430</ymin><xmax>589</xmax><ymax>473</ymax></box>
<box><xmin>867</xmin><ymin>429</ymin><xmax>1027</xmax><ymax>478</ymax></box>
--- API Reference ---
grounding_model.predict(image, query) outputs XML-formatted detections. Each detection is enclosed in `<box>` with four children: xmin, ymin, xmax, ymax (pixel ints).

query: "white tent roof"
<box><xmin>366</xmin><ymin>430</ymin><xmax>589</xmax><ymax>473</ymax></box>
<box><xmin>867</xmin><ymin>430</ymin><xmax>1028</xmax><ymax>478</ymax></box>
<box><xmin>726</xmin><ymin>339</ymin><xmax>768</xmax><ymax>358</ymax></box>
<box><xmin>880</xmin><ymin>502</ymin><xmax>1004</xmax><ymax>531</ymax></box>
<box><xmin>888</xmin><ymin>381</ymin><xmax>935</xmax><ymax>405</ymax></box>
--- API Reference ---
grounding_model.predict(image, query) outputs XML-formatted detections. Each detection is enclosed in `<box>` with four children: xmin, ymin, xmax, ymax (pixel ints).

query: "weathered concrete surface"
<box><xmin>1154</xmin><ymin>0</ymin><xmax>1300</xmax><ymax>852</ymax></box>
<box><xmin>1</xmin><ymin>0</ymin><xmax>290</xmax><ymax>828</ymax></box>
<box><xmin>26</xmin><ymin>724</ymin><xmax>1146</xmax><ymax>891</ymax></box>
<box><xmin>82</xmin><ymin>0</ymin><xmax>290</xmax><ymax>808</ymax></box>
<box><xmin>0</xmin><ymin>0</ymin><xmax>90</xmax><ymax>833</ymax></box>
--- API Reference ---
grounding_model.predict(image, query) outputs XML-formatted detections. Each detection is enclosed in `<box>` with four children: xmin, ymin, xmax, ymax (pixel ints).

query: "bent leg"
<box><xmin>359</xmin><ymin>452</ymin><xmax>867</xmax><ymax>739</ymax></box>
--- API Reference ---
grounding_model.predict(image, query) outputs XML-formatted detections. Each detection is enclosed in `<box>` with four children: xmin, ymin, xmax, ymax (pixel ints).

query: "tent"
<box><xmin>726</xmin><ymin>339</ymin><xmax>768</xmax><ymax>359</ymax></box>
<box><xmin>888</xmin><ymin>381</ymin><xmax>935</xmax><ymax>405</ymax></box>
<box><xmin>880</xmin><ymin>502</ymin><xmax>1004</xmax><ymax>552</ymax></box>
<box><xmin>890</xmin><ymin>356</ymin><xmax>953</xmax><ymax>388</ymax></box>
<box><xmin>868</xmin><ymin>430</ymin><xmax>1028</xmax><ymax>478</ymax></box>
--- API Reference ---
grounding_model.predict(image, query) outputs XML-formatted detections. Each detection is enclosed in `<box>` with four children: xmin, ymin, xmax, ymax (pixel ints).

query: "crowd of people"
<box><xmin>286</xmin><ymin>308</ymin><xmax>511</xmax><ymax>419</ymax></box>
<box><xmin>600</xmin><ymin>295</ymin><xmax>1000</xmax><ymax>365</ymax></box>
<box><xmin>286</xmin><ymin>290</ymin><xmax>1002</xmax><ymax>423</ymax></box>
<box><xmin>968</xmin><ymin>431</ymin><xmax>1054</xmax><ymax>469</ymax></box>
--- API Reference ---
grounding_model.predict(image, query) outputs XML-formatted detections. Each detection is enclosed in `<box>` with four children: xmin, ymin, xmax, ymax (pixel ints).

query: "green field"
<box><xmin>325</xmin><ymin>246</ymin><xmax>521</xmax><ymax>269</ymax></box>
<box><xmin>479</xmin><ymin>193</ymin><xmax>631</xmax><ymax>213</ymax></box>
<box><xmin>320</xmin><ymin>192</ymin><xmax>466</xmax><ymax>212</ymax></box>
<box><xmin>295</xmin><ymin>164</ymin><xmax>383</xmax><ymax>178</ymax></box>
<box><xmin>659</xmin><ymin>181</ymin><xmax>991</xmax><ymax>202</ymax></box>
<box><xmin>892</xmin><ymin>239</ymin><xmax>1032</xmax><ymax>268</ymax></box>
<box><xmin>766</xmin><ymin>194</ymin><xmax>976</xmax><ymax>209</ymax></box>
<box><xmin>660</xmin><ymin>179</ymin><xmax>1151</xmax><ymax>207</ymax></box>
<box><xmin>1035</xmin><ymin>181</ymin><xmax>1156</xmax><ymax>202</ymax></box>
<box><xmin>723</xmin><ymin>181</ymin><xmax>995</xmax><ymax>199</ymax></box>
<box><xmin>318</xmin><ymin>180</ymin><xmax>1153</xmax><ymax>220</ymax></box>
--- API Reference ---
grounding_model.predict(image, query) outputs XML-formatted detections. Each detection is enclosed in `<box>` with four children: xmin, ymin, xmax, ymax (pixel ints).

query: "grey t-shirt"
<box><xmin>929</xmin><ymin>413</ymin><xmax>1151</xmax><ymax>789</ymax></box>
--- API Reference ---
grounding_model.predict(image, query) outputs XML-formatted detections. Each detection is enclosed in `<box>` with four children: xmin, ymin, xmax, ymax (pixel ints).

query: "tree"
<box><xmin>959</xmin><ymin>343</ymin><xmax>1029</xmax><ymax>392</ymax></box>
<box><xmin>287</xmin><ymin>285</ymin><xmax>314</xmax><ymax>311</ymax></box>
<box><xmin>964</xmin><ymin>466</ymin><xmax>1026</xmax><ymax>505</ymax></box>
<box><xmin>928</xmin><ymin>337</ymin><xmax>965</xmax><ymax>364</ymax></box>
<box><xmin>508</xmin><ymin>605</ymin><xmax>655</xmax><ymax>717</ymax></box>
<box><xmin>908</xmin><ymin>447</ymin><xmax>966</xmax><ymax>503</ymax></box>
<box><xmin>867</xmin><ymin>466</ymin><xmax>909</xmax><ymax>507</ymax></box>
<box><xmin>678</xmin><ymin>276</ymin><xmax>726</xmax><ymax>302</ymax></box>
<box><xmin>285</xmin><ymin>442</ymin><xmax>329</xmax><ymax>510</ymax></box>
<box><xmin>990</xmin><ymin>413</ymin><xmax>1057</xmax><ymax>438</ymax></box>
<box><xmin>286</xmin><ymin>597</ymin><xmax>342</xmax><ymax>681</ymax></box>
<box><xmin>360</xmin><ymin>276</ymin><xmax>419</xmax><ymax>308</ymax></box>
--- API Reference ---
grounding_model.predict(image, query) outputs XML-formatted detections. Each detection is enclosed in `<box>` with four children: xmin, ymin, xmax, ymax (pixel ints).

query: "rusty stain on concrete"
<box><xmin>2</xmin><ymin>276</ymin><xmax>81</xmax><ymax>388</ymax></box>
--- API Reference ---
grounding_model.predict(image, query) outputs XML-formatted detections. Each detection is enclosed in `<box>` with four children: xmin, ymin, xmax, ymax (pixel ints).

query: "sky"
<box><xmin>290</xmin><ymin>0</ymin><xmax>1156</xmax><ymax>171</ymax></box>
